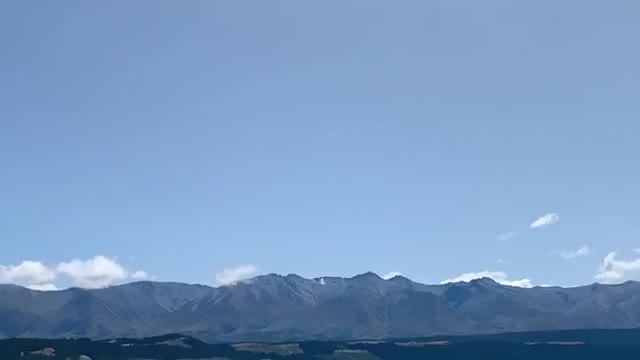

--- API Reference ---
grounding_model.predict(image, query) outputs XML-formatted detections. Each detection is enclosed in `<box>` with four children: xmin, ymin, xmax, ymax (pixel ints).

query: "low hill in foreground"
<box><xmin>6</xmin><ymin>329</ymin><xmax>640</xmax><ymax>360</ymax></box>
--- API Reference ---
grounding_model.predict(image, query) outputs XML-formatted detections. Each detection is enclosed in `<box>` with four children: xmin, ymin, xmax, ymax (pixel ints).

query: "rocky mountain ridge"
<box><xmin>2</xmin><ymin>273</ymin><xmax>640</xmax><ymax>342</ymax></box>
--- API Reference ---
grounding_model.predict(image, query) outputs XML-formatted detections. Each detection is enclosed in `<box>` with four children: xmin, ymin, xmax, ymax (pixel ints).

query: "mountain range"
<box><xmin>2</xmin><ymin>272</ymin><xmax>640</xmax><ymax>342</ymax></box>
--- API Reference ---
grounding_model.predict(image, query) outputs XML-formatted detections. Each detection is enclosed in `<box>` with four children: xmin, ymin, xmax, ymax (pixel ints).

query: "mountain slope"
<box><xmin>3</xmin><ymin>274</ymin><xmax>640</xmax><ymax>342</ymax></box>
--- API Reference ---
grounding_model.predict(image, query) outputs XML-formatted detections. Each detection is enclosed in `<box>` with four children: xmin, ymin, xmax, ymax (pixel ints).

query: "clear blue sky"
<box><xmin>1</xmin><ymin>1</ymin><xmax>639</xmax><ymax>289</ymax></box>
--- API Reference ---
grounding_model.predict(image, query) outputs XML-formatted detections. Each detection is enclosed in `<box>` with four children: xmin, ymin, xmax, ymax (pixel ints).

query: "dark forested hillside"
<box><xmin>5</xmin><ymin>330</ymin><xmax>640</xmax><ymax>360</ymax></box>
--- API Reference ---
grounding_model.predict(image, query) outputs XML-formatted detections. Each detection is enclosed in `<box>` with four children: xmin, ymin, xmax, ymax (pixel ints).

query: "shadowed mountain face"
<box><xmin>3</xmin><ymin>274</ymin><xmax>640</xmax><ymax>342</ymax></box>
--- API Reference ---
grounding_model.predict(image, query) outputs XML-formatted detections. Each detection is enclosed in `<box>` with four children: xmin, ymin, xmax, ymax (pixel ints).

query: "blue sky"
<box><xmin>1</xmin><ymin>1</ymin><xmax>639</xmax><ymax>290</ymax></box>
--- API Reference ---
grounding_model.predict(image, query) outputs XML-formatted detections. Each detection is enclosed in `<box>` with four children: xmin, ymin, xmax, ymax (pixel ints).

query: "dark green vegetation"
<box><xmin>5</xmin><ymin>329</ymin><xmax>640</xmax><ymax>360</ymax></box>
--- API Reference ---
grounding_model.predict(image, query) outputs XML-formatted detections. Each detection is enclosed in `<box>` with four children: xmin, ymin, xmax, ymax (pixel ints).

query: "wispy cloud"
<box><xmin>530</xmin><ymin>213</ymin><xmax>559</xmax><ymax>229</ymax></box>
<box><xmin>497</xmin><ymin>258</ymin><xmax>508</xmax><ymax>264</ymax></box>
<box><xmin>215</xmin><ymin>264</ymin><xmax>257</xmax><ymax>285</ymax></box>
<box><xmin>382</xmin><ymin>271</ymin><xmax>403</xmax><ymax>280</ymax></box>
<box><xmin>497</xmin><ymin>231</ymin><xmax>517</xmax><ymax>241</ymax></box>
<box><xmin>441</xmin><ymin>271</ymin><xmax>533</xmax><ymax>288</ymax></box>
<box><xmin>25</xmin><ymin>283</ymin><xmax>59</xmax><ymax>291</ymax></box>
<box><xmin>553</xmin><ymin>245</ymin><xmax>590</xmax><ymax>260</ymax></box>
<box><xmin>131</xmin><ymin>270</ymin><xmax>150</xmax><ymax>280</ymax></box>
<box><xmin>595</xmin><ymin>251</ymin><xmax>640</xmax><ymax>282</ymax></box>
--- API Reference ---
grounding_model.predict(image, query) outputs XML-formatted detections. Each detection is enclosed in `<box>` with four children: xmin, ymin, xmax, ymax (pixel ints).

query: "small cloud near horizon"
<box><xmin>131</xmin><ymin>270</ymin><xmax>150</xmax><ymax>280</ymax></box>
<box><xmin>0</xmin><ymin>260</ymin><xmax>56</xmax><ymax>288</ymax></box>
<box><xmin>25</xmin><ymin>283</ymin><xmax>59</xmax><ymax>291</ymax></box>
<box><xmin>57</xmin><ymin>256</ymin><xmax>129</xmax><ymax>289</ymax></box>
<box><xmin>595</xmin><ymin>251</ymin><xmax>640</xmax><ymax>282</ymax></box>
<box><xmin>215</xmin><ymin>264</ymin><xmax>258</xmax><ymax>285</ymax></box>
<box><xmin>1</xmin><ymin>256</ymin><xmax>149</xmax><ymax>290</ymax></box>
<box><xmin>441</xmin><ymin>271</ymin><xmax>533</xmax><ymax>288</ymax></box>
<box><xmin>382</xmin><ymin>271</ymin><xmax>403</xmax><ymax>280</ymax></box>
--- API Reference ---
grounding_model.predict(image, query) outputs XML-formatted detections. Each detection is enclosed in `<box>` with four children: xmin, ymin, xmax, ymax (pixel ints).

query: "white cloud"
<box><xmin>131</xmin><ymin>270</ymin><xmax>149</xmax><ymax>280</ymax></box>
<box><xmin>595</xmin><ymin>252</ymin><xmax>640</xmax><ymax>282</ymax></box>
<box><xmin>553</xmin><ymin>245</ymin><xmax>590</xmax><ymax>260</ymax></box>
<box><xmin>215</xmin><ymin>264</ymin><xmax>257</xmax><ymax>285</ymax></box>
<box><xmin>0</xmin><ymin>261</ymin><xmax>56</xmax><ymax>287</ymax></box>
<box><xmin>382</xmin><ymin>271</ymin><xmax>403</xmax><ymax>280</ymax></box>
<box><xmin>497</xmin><ymin>231</ymin><xmax>517</xmax><ymax>241</ymax></box>
<box><xmin>530</xmin><ymin>213</ymin><xmax>559</xmax><ymax>229</ymax></box>
<box><xmin>25</xmin><ymin>283</ymin><xmax>59</xmax><ymax>291</ymax></box>
<box><xmin>1</xmin><ymin>256</ymin><xmax>150</xmax><ymax>290</ymax></box>
<box><xmin>441</xmin><ymin>271</ymin><xmax>533</xmax><ymax>288</ymax></box>
<box><xmin>442</xmin><ymin>271</ymin><xmax>505</xmax><ymax>283</ymax></box>
<box><xmin>56</xmin><ymin>256</ymin><xmax>129</xmax><ymax>289</ymax></box>
<box><xmin>501</xmin><ymin>278</ymin><xmax>534</xmax><ymax>288</ymax></box>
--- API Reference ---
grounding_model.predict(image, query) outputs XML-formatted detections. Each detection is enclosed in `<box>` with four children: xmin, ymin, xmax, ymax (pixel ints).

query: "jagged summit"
<box><xmin>222</xmin><ymin>271</ymin><xmax>413</xmax><ymax>289</ymax></box>
<box><xmin>469</xmin><ymin>277</ymin><xmax>500</xmax><ymax>286</ymax></box>
<box><xmin>386</xmin><ymin>274</ymin><xmax>412</xmax><ymax>282</ymax></box>
<box><xmin>350</xmin><ymin>271</ymin><xmax>382</xmax><ymax>280</ymax></box>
